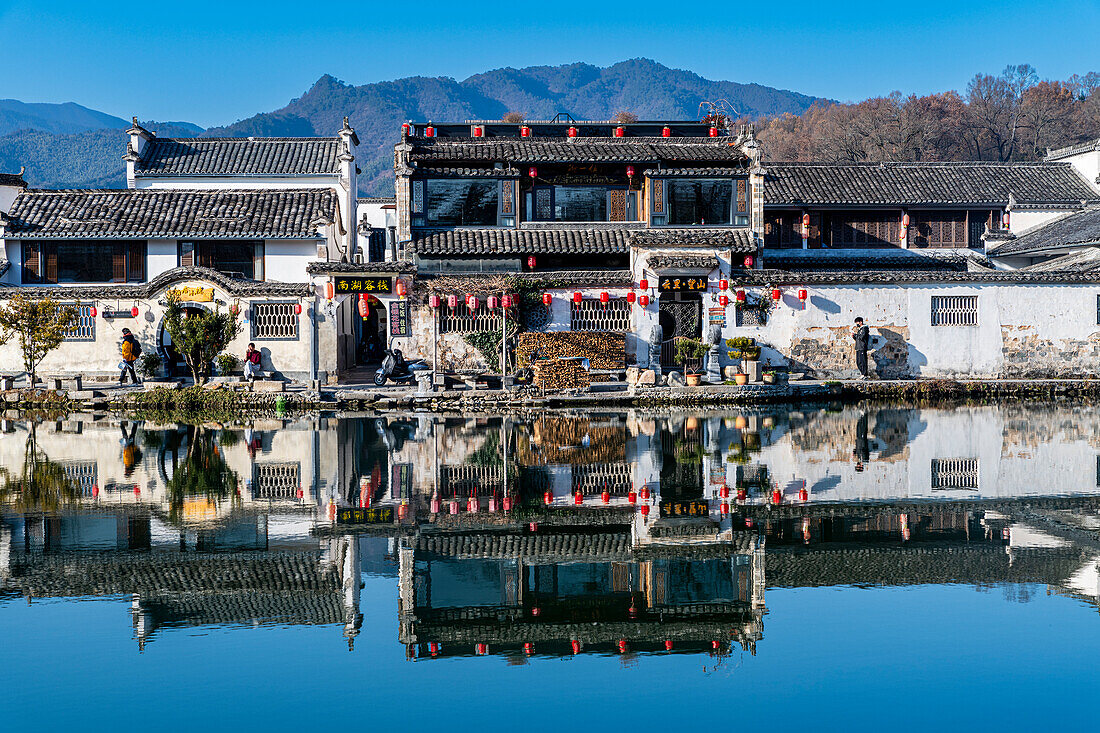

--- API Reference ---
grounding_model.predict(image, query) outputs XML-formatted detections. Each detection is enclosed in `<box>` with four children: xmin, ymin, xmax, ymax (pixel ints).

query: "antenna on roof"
<box><xmin>550</xmin><ymin>112</ymin><xmax>576</xmax><ymax>124</ymax></box>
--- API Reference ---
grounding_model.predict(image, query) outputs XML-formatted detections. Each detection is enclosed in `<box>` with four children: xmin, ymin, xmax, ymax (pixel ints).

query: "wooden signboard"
<box><xmin>659</xmin><ymin>500</ymin><xmax>710</xmax><ymax>518</ymax></box>
<box><xmin>389</xmin><ymin>299</ymin><xmax>410</xmax><ymax>337</ymax></box>
<box><xmin>659</xmin><ymin>276</ymin><xmax>707</xmax><ymax>293</ymax></box>
<box><xmin>336</xmin><ymin>506</ymin><xmax>394</xmax><ymax>525</ymax></box>
<box><xmin>708</xmin><ymin>307</ymin><xmax>726</xmax><ymax>326</ymax></box>
<box><xmin>335</xmin><ymin>276</ymin><xmax>392</xmax><ymax>295</ymax></box>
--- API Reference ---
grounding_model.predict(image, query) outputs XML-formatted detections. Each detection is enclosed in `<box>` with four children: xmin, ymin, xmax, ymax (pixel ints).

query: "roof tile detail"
<box><xmin>135</xmin><ymin>137</ymin><xmax>342</xmax><ymax>177</ymax></box>
<box><xmin>989</xmin><ymin>206</ymin><xmax>1100</xmax><ymax>255</ymax></box>
<box><xmin>409</xmin><ymin>137</ymin><xmax>749</xmax><ymax>164</ymax></box>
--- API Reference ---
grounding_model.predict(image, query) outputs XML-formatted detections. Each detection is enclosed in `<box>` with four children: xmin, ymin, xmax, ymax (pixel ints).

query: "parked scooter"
<box><xmin>373</xmin><ymin>349</ymin><xmax>429</xmax><ymax>386</ymax></box>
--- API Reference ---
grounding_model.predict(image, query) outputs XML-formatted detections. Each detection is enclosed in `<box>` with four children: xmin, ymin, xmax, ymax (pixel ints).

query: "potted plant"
<box><xmin>137</xmin><ymin>353</ymin><xmax>163</xmax><ymax>380</ymax></box>
<box><xmin>675</xmin><ymin>338</ymin><xmax>709</xmax><ymax>386</ymax></box>
<box><xmin>762</xmin><ymin>370</ymin><xmax>777</xmax><ymax>385</ymax></box>
<box><xmin>725</xmin><ymin>337</ymin><xmax>761</xmax><ymax>382</ymax></box>
<box><xmin>215</xmin><ymin>353</ymin><xmax>241</xmax><ymax>378</ymax></box>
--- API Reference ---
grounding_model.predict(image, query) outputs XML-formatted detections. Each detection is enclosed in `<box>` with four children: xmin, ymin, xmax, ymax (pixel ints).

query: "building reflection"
<box><xmin>2</xmin><ymin>405</ymin><xmax>1100</xmax><ymax>656</ymax></box>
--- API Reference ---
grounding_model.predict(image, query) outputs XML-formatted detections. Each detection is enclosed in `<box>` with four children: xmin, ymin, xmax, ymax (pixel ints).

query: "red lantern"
<box><xmin>614</xmin><ymin>126</ymin><xmax>625</xmax><ymax>137</ymax></box>
<box><xmin>358</xmin><ymin>295</ymin><xmax>369</xmax><ymax>319</ymax></box>
<box><xmin>527</xmin><ymin>255</ymin><xmax>537</xmax><ymax>268</ymax></box>
<box><xmin>528</xmin><ymin>166</ymin><xmax>537</xmax><ymax>178</ymax></box>
<box><xmin>640</xmin><ymin>504</ymin><xmax>650</xmax><ymax>517</ymax></box>
<box><xmin>425</xmin><ymin>125</ymin><xmax>435</xmax><ymax>137</ymax></box>
<box><xmin>567</xmin><ymin>126</ymin><xmax>578</xmax><ymax>137</ymax></box>
<box><xmin>476</xmin><ymin>643</ymin><xmax>488</xmax><ymax>655</ymax></box>
<box><xmin>772</xmin><ymin>288</ymin><xmax>782</xmax><ymax>301</ymax></box>
<box><xmin>743</xmin><ymin>255</ymin><xmax>754</xmax><ymax>268</ymax></box>
<box><xmin>736</xmin><ymin>488</ymin><xmax>747</xmax><ymax>502</ymax></box>
<box><xmin>798</xmin><ymin>488</ymin><xmax>809</xmax><ymax>502</ymax></box>
<box><xmin>628</xmin><ymin>490</ymin><xmax>637</xmax><ymax>504</ymax></box>
<box><xmin>429</xmin><ymin>294</ymin><xmax>441</xmax><ymax>308</ymax></box>
<box><xmin>229</xmin><ymin>302</ymin><xmax>240</xmax><ymax>316</ymax></box>
<box><xmin>324</xmin><ymin>281</ymin><xmax>334</xmax><ymax>300</ymax></box>
<box><xmin>638</xmin><ymin>295</ymin><xmax>649</xmax><ymax>306</ymax></box>
<box><xmin>524</xmin><ymin>643</ymin><xmax>534</xmax><ymax>656</ymax></box>
<box><xmin>772</xmin><ymin>489</ymin><xmax>783</xmax><ymax>505</ymax></box>
<box><xmin>599</xmin><ymin>291</ymin><xmax>609</xmax><ymax>305</ymax></box>
<box><xmin>131</xmin><ymin>305</ymin><xmax>139</xmax><ymax>317</ymax></box>
<box><xmin>396</xmin><ymin>280</ymin><xmax>408</xmax><ymax>298</ymax></box>
<box><xmin>542</xmin><ymin>293</ymin><xmax>552</xmax><ymax>306</ymax></box>
<box><xmin>502</xmin><ymin>294</ymin><xmax>513</xmax><ymax>309</ymax></box>
<box><xmin>718</xmin><ymin>294</ymin><xmax>729</xmax><ymax>307</ymax></box>
<box><xmin>626</xmin><ymin>292</ymin><xmax>636</xmax><ymax>304</ymax></box>
<box><xmin>798</xmin><ymin>288</ymin><xmax>808</xmax><ymax>301</ymax></box>
<box><xmin>662</xmin><ymin>126</ymin><xmax>671</xmax><ymax>137</ymax></box>
<box><xmin>488</xmin><ymin>295</ymin><xmax>499</xmax><ymax>310</ymax></box>
<box><xmin>401</xmin><ymin>122</ymin><xmax>410</xmax><ymax>136</ymax></box>
<box><xmin>90</xmin><ymin>306</ymin><xmax>97</xmax><ymax>318</ymax></box>
<box><xmin>469</xmin><ymin>296</ymin><xmax>479</xmax><ymax>310</ymax></box>
<box><xmin>544</xmin><ymin>490</ymin><xmax>553</xmax><ymax>506</ymax></box>
<box><xmin>902</xmin><ymin>213</ymin><xmax>910</xmax><ymax>228</ymax></box>
<box><xmin>618</xmin><ymin>640</ymin><xmax>628</xmax><ymax>654</ymax></box>
<box><xmin>472</xmin><ymin>125</ymin><xmax>483</xmax><ymax>137</ymax></box>
<box><xmin>709</xmin><ymin>126</ymin><xmax>719</xmax><ymax>137</ymax></box>
<box><xmin>1002</xmin><ymin>211</ymin><xmax>1010</xmax><ymax>228</ymax></box>
<box><xmin>573</xmin><ymin>292</ymin><xmax>582</xmax><ymax>304</ymax></box>
<box><xmin>640</xmin><ymin>486</ymin><xmax>650</xmax><ymax>500</ymax></box>
<box><xmin>735</xmin><ymin>289</ymin><xmax>746</xmax><ymax>303</ymax></box>
<box><xmin>467</xmin><ymin>496</ymin><xmax>479</xmax><ymax>513</ymax></box>
<box><xmin>639</xmin><ymin>278</ymin><xmax>649</xmax><ymax>290</ymax></box>
<box><xmin>574</xmin><ymin>491</ymin><xmax>583</xmax><ymax>506</ymax></box>
<box><xmin>719</xmin><ymin>486</ymin><xmax>730</xmax><ymax>498</ymax></box>
<box><xmin>601</xmin><ymin>490</ymin><xmax>610</xmax><ymax>504</ymax></box>
<box><xmin>665</xmin><ymin>640</ymin><xmax>673</xmax><ymax>651</ymax></box>
<box><xmin>571</xmin><ymin>640</ymin><xmax>581</xmax><ymax>655</ymax></box>
<box><xmin>719</xmin><ymin>278</ymin><xmax>728</xmax><ymax>291</ymax></box>
<box><xmin>626</xmin><ymin>165</ymin><xmax>635</xmax><ymax>177</ymax></box>
<box><xmin>447</xmin><ymin>294</ymin><xmax>458</xmax><ymax>308</ymax></box>
<box><xmin>294</xmin><ymin>302</ymin><xmax>302</xmax><ymax>315</ymax></box>
<box><xmin>502</xmin><ymin>495</ymin><xmax>513</xmax><ymax>512</ymax></box>
<box><xmin>520</xmin><ymin>125</ymin><xmax>531</xmax><ymax>137</ymax></box>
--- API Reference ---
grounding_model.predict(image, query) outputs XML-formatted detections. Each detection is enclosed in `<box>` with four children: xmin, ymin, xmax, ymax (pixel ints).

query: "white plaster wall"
<box><xmin>0</xmin><ymin>184</ymin><xmax>21</xmax><ymax>214</ymax></box>
<box><xmin>148</xmin><ymin>239</ymin><xmax>178</xmax><ymax>278</ymax></box>
<box><xmin>357</xmin><ymin>201</ymin><xmax>396</xmax><ymax>230</ymax></box>
<box><xmin>265</xmin><ymin>240</ymin><xmax>320</xmax><ymax>283</ymax></box>
<box><xmin>1009</xmin><ymin>209</ymin><xmax>1071</xmax><ymax>235</ymax></box>
<box><xmin>1063</xmin><ymin>150</ymin><xmax>1100</xmax><ymax>191</ymax></box>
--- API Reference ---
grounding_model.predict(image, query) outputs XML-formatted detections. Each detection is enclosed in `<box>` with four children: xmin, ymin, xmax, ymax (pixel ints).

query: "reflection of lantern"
<box><xmin>90</xmin><ymin>306</ymin><xmax>97</xmax><ymax>318</ymax></box>
<box><xmin>743</xmin><ymin>255</ymin><xmax>754</xmax><ymax>268</ymax></box>
<box><xmin>131</xmin><ymin>305</ymin><xmax>139</xmax><ymax>317</ymax></box>
<box><xmin>718</xmin><ymin>294</ymin><xmax>729</xmax><ymax>307</ymax></box>
<box><xmin>429</xmin><ymin>294</ymin><xmax>441</xmax><ymax>308</ymax></box>
<box><xmin>662</xmin><ymin>126</ymin><xmax>671</xmax><ymax>137</ymax></box>
<box><xmin>401</xmin><ymin>122</ymin><xmax>410</xmax><ymax>136</ymax></box>
<box><xmin>735</xmin><ymin>289</ymin><xmax>746</xmax><ymax>303</ymax></box>
<box><xmin>736</xmin><ymin>488</ymin><xmax>747</xmax><ymax>502</ymax></box>
<box><xmin>520</xmin><ymin>125</ymin><xmax>530</xmax><ymax>137</ymax></box>
<box><xmin>574</xmin><ymin>491</ymin><xmax>583</xmax><ymax>505</ymax></box>
<box><xmin>357</xmin><ymin>295</ymin><xmax>369</xmax><ymax>319</ymax></box>
<box><xmin>599</xmin><ymin>291</ymin><xmax>609</xmax><ymax>305</ymax></box>
<box><xmin>719</xmin><ymin>278</ymin><xmax>728</xmax><ymax>291</ymax></box>
<box><xmin>488</xmin><ymin>295</ymin><xmax>499</xmax><ymax>310</ymax></box>
<box><xmin>502</xmin><ymin>294</ymin><xmax>512</xmax><ymax>309</ymax></box>
<box><xmin>798</xmin><ymin>288</ymin><xmax>808</xmax><ymax>301</ymax></box>
<box><xmin>396</xmin><ymin>280</ymin><xmax>408</xmax><ymax>298</ymax></box>
<box><xmin>542</xmin><ymin>293</ymin><xmax>552</xmax><ymax>306</ymax></box>
<box><xmin>626</xmin><ymin>292</ymin><xmax>636</xmax><ymax>304</ymax></box>
<box><xmin>720</xmin><ymin>502</ymin><xmax>730</xmax><ymax>515</ymax></box>
<box><xmin>544</xmin><ymin>490</ymin><xmax>553</xmax><ymax>506</ymax></box>
<box><xmin>573</xmin><ymin>292</ymin><xmax>582</xmax><ymax>304</ymax></box>
<box><xmin>447</xmin><ymin>294</ymin><xmax>458</xmax><ymax>308</ymax></box>
<box><xmin>325</xmin><ymin>281</ymin><xmax>334</xmax><ymax>300</ymax></box>
<box><xmin>709</xmin><ymin>126</ymin><xmax>719</xmax><ymax>137</ymax></box>
<box><xmin>614</xmin><ymin>126</ymin><xmax>625</xmax><ymax>137</ymax></box>
<box><xmin>425</xmin><ymin>124</ymin><xmax>435</xmax><ymax>137</ymax></box>
<box><xmin>294</xmin><ymin>302</ymin><xmax>302</xmax><ymax>315</ymax></box>
<box><xmin>468</xmin><ymin>296</ymin><xmax>479</xmax><ymax>310</ymax></box>
<box><xmin>528</xmin><ymin>166</ymin><xmax>537</xmax><ymax>178</ymax></box>
<box><xmin>772</xmin><ymin>288</ymin><xmax>781</xmax><ymax>301</ymax></box>
<box><xmin>527</xmin><ymin>255</ymin><xmax>536</xmax><ymax>268</ymax></box>
<box><xmin>626</xmin><ymin>165</ymin><xmax>635</xmax><ymax>178</ymax></box>
<box><xmin>639</xmin><ymin>294</ymin><xmax>649</xmax><ymax>306</ymax></box>
<box><xmin>567</xmin><ymin>126</ymin><xmax>578</xmax><ymax>137</ymax></box>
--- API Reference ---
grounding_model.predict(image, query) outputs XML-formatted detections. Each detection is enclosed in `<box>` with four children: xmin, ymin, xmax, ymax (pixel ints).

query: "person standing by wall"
<box><xmin>119</xmin><ymin>328</ymin><xmax>141</xmax><ymax>385</ymax></box>
<box><xmin>851</xmin><ymin>317</ymin><xmax>870</xmax><ymax>378</ymax></box>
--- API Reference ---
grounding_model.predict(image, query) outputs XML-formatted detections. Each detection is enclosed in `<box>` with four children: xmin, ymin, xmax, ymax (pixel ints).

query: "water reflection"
<box><xmin>2</xmin><ymin>404</ymin><xmax>1100</xmax><ymax>658</ymax></box>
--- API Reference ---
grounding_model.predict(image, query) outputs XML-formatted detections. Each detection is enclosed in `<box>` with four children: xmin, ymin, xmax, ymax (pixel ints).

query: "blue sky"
<box><xmin>1</xmin><ymin>0</ymin><xmax>1098</xmax><ymax>128</ymax></box>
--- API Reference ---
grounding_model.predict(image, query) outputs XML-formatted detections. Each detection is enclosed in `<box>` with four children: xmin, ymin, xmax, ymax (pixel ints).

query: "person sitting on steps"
<box><xmin>244</xmin><ymin>343</ymin><xmax>263</xmax><ymax>383</ymax></box>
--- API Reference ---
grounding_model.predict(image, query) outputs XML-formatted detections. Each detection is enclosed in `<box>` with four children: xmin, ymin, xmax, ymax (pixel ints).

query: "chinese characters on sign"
<box><xmin>334</xmin><ymin>277</ymin><xmax>393</xmax><ymax>294</ymax></box>
<box><xmin>708</xmin><ymin>307</ymin><xmax>726</xmax><ymax>327</ymax></box>
<box><xmin>336</xmin><ymin>506</ymin><xmax>395</xmax><ymax>525</ymax></box>
<box><xmin>659</xmin><ymin>500</ymin><xmax>710</xmax><ymax>517</ymax></box>
<box><xmin>658</xmin><ymin>277</ymin><xmax>707</xmax><ymax>293</ymax></box>
<box><xmin>389</xmin><ymin>300</ymin><xmax>410</xmax><ymax>337</ymax></box>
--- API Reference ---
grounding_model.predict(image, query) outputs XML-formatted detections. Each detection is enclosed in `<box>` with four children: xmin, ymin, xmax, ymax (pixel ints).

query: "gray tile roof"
<box><xmin>631</xmin><ymin>227</ymin><xmax>756</xmax><ymax>252</ymax></box>
<box><xmin>642</xmin><ymin>167</ymin><xmax>749</xmax><ymax>177</ymax></box>
<box><xmin>1020</xmin><ymin>247</ymin><xmax>1100</xmax><ymax>272</ymax></box>
<box><xmin>5</xmin><ymin>188</ymin><xmax>335</xmax><ymax>239</ymax></box>
<box><xmin>417</xmin><ymin>269</ymin><xmax>634</xmax><ymax>287</ymax></box>
<box><xmin>408</xmin><ymin>137</ymin><xmax>750</xmax><ymax>165</ymax></box>
<box><xmin>412</xmin><ymin>166</ymin><xmax>520</xmax><ymax>178</ymax></box>
<box><xmin>307</xmin><ymin>260</ymin><xmax>417</xmax><ymax>275</ymax></box>
<box><xmin>413</xmin><ymin>531</ymin><xmax>633</xmax><ymax>562</ymax></box>
<box><xmin>358</xmin><ymin>196</ymin><xmax>396</xmax><ymax>204</ymax></box>
<box><xmin>410</xmin><ymin>227</ymin><xmax>631</xmax><ymax>255</ymax></box>
<box><xmin>764</xmin><ymin>249</ymin><xmax>990</xmax><ymax>272</ymax></box>
<box><xmin>1046</xmin><ymin>138</ymin><xmax>1100</xmax><ymax>161</ymax></box>
<box><xmin>135</xmin><ymin>137</ymin><xmax>342</xmax><ymax>177</ymax></box>
<box><xmin>765</xmin><ymin>162</ymin><xmax>1100</xmax><ymax>207</ymax></box>
<box><xmin>988</xmin><ymin>206</ymin><xmax>1100</xmax><ymax>255</ymax></box>
<box><xmin>0</xmin><ymin>266</ymin><xmax>313</xmax><ymax>299</ymax></box>
<box><xmin>731</xmin><ymin>268</ymin><xmax>1100</xmax><ymax>285</ymax></box>
<box><xmin>0</xmin><ymin>171</ymin><xmax>27</xmax><ymax>187</ymax></box>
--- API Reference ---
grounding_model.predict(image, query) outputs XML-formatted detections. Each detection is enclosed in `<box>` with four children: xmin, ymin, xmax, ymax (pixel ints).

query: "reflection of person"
<box><xmin>244</xmin><ymin>343</ymin><xmax>262</xmax><ymax>382</ymax></box>
<box><xmin>119</xmin><ymin>328</ymin><xmax>141</xmax><ymax>385</ymax></box>
<box><xmin>851</xmin><ymin>317</ymin><xmax>870</xmax><ymax>378</ymax></box>
<box><xmin>120</xmin><ymin>423</ymin><xmax>141</xmax><ymax>478</ymax></box>
<box><xmin>853</xmin><ymin>412</ymin><xmax>870</xmax><ymax>472</ymax></box>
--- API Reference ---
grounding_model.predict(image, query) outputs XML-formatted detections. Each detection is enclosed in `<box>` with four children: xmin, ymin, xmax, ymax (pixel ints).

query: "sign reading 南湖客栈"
<box><xmin>334</xmin><ymin>277</ymin><xmax>392</xmax><ymax>294</ymax></box>
<box><xmin>336</xmin><ymin>506</ymin><xmax>394</xmax><ymax>525</ymax></box>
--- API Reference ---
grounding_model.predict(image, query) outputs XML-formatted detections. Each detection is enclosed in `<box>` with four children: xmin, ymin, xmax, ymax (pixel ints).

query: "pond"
<box><xmin>3</xmin><ymin>402</ymin><xmax>1100</xmax><ymax>731</ymax></box>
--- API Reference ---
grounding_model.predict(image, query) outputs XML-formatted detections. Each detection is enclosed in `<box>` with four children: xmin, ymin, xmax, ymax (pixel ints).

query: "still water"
<box><xmin>3</xmin><ymin>404</ymin><xmax>1100</xmax><ymax>730</ymax></box>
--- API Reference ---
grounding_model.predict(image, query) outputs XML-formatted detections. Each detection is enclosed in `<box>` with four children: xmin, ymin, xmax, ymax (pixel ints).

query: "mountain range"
<box><xmin>0</xmin><ymin>59</ymin><xmax>823</xmax><ymax>195</ymax></box>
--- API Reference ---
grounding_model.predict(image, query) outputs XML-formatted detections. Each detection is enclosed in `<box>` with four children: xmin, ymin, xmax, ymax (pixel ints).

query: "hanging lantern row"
<box><xmin>429</xmin><ymin>293</ymin><xmax>518</xmax><ymax>310</ymax></box>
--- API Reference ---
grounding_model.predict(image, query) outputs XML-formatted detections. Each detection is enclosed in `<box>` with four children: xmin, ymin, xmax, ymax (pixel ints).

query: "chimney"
<box><xmin>337</xmin><ymin>117</ymin><xmax>359</xmax><ymax>259</ymax></box>
<box><xmin>125</xmin><ymin>117</ymin><xmax>155</xmax><ymax>188</ymax></box>
<box><xmin>0</xmin><ymin>166</ymin><xmax>26</xmax><ymax>216</ymax></box>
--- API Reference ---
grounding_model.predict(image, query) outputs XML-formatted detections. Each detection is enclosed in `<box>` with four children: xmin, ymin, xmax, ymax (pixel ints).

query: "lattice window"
<box><xmin>930</xmin><ymin>295</ymin><xmax>978</xmax><ymax>326</ymax></box>
<box><xmin>736</xmin><ymin>304</ymin><xmax>767</xmax><ymax>327</ymax></box>
<box><xmin>62</xmin><ymin>460</ymin><xmax>98</xmax><ymax>496</ymax></box>
<box><xmin>570</xmin><ymin>299</ymin><xmax>631</xmax><ymax>331</ymax></box>
<box><xmin>440</xmin><ymin>464</ymin><xmax>504</xmax><ymax>497</ymax></box>
<box><xmin>438</xmin><ymin>300</ymin><xmax>501</xmax><ymax>334</ymax></box>
<box><xmin>572</xmin><ymin>463</ymin><xmax>632</xmax><ymax>495</ymax></box>
<box><xmin>251</xmin><ymin>301</ymin><xmax>298</xmax><ymax>339</ymax></box>
<box><xmin>931</xmin><ymin>458</ymin><xmax>978</xmax><ymax>490</ymax></box>
<box><xmin>61</xmin><ymin>303</ymin><xmax>95</xmax><ymax>342</ymax></box>
<box><xmin>253</xmin><ymin>462</ymin><xmax>301</xmax><ymax>499</ymax></box>
<box><xmin>830</xmin><ymin>212</ymin><xmax>900</xmax><ymax>246</ymax></box>
<box><xmin>913</xmin><ymin>211</ymin><xmax>968</xmax><ymax>248</ymax></box>
<box><xmin>737</xmin><ymin>463</ymin><xmax>769</xmax><ymax>488</ymax></box>
<box><xmin>651</xmin><ymin>179</ymin><xmax>664</xmax><ymax>214</ymax></box>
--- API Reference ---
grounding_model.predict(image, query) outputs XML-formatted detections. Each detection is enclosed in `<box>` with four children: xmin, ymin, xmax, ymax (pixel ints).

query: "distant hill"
<box><xmin>208</xmin><ymin>59</ymin><xmax>824</xmax><ymax>194</ymax></box>
<box><xmin>1</xmin><ymin>59</ymin><xmax>822</xmax><ymax>194</ymax></box>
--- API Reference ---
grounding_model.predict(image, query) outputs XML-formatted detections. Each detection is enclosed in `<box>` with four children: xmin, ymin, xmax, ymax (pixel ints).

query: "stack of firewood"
<box><xmin>532</xmin><ymin>359</ymin><xmax>591</xmax><ymax>391</ymax></box>
<box><xmin>517</xmin><ymin>332</ymin><xmax>626</xmax><ymax>370</ymax></box>
<box><xmin>514</xmin><ymin>418</ymin><xmax>627</xmax><ymax>465</ymax></box>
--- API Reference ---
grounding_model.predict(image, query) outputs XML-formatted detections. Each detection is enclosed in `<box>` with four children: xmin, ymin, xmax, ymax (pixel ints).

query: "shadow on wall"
<box><xmin>809</xmin><ymin>294</ymin><xmax>841</xmax><ymax>314</ymax></box>
<box><xmin>870</xmin><ymin>328</ymin><xmax>914</xmax><ymax>379</ymax></box>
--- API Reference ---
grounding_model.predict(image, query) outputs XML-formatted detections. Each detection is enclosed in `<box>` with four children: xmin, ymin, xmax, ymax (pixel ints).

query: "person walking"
<box><xmin>119</xmin><ymin>328</ymin><xmax>141</xmax><ymax>385</ymax></box>
<box><xmin>851</xmin><ymin>317</ymin><xmax>870</xmax><ymax>378</ymax></box>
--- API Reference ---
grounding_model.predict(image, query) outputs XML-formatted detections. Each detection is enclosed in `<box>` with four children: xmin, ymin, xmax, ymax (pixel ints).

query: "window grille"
<box><xmin>571</xmin><ymin>463</ymin><xmax>632</xmax><ymax>495</ymax></box>
<box><xmin>736</xmin><ymin>304</ymin><xmax>767</xmax><ymax>327</ymax></box>
<box><xmin>62</xmin><ymin>303</ymin><xmax>95</xmax><ymax>341</ymax></box>
<box><xmin>439</xmin><ymin>464</ymin><xmax>503</xmax><ymax>497</ymax></box>
<box><xmin>62</xmin><ymin>460</ymin><xmax>98</xmax><ymax>496</ymax></box>
<box><xmin>252</xmin><ymin>462</ymin><xmax>301</xmax><ymax>499</ymax></box>
<box><xmin>930</xmin><ymin>295</ymin><xmax>977</xmax><ymax>326</ymax></box>
<box><xmin>570</xmin><ymin>299</ymin><xmax>631</xmax><ymax>331</ymax></box>
<box><xmin>931</xmin><ymin>458</ymin><xmax>978</xmax><ymax>490</ymax></box>
<box><xmin>251</xmin><ymin>302</ymin><xmax>298</xmax><ymax>339</ymax></box>
<box><xmin>438</xmin><ymin>300</ymin><xmax>501</xmax><ymax>334</ymax></box>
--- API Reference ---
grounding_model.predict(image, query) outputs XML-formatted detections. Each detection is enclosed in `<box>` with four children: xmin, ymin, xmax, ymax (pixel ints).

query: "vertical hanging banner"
<box><xmin>390</xmin><ymin>299</ymin><xmax>410</xmax><ymax>336</ymax></box>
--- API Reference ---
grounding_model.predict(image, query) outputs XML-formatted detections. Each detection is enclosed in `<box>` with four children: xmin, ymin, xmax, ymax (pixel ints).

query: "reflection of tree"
<box><xmin>165</xmin><ymin>427</ymin><xmax>239</xmax><ymax>522</ymax></box>
<box><xmin>0</xmin><ymin>425</ymin><xmax>82</xmax><ymax>512</ymax></box>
